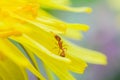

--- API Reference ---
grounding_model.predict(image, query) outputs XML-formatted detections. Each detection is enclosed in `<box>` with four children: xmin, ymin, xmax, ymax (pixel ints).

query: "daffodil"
<box><xmin>0</xmin><ymin>0</ymin><xmax>107</xmax><ymax>80</ymax></box>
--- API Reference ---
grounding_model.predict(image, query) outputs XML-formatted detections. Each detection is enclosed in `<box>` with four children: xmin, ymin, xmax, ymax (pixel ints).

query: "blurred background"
<box><xmin>47</xmin><ymin>0</ymin><xmax>120</xmax><ymax>80</ymax></box>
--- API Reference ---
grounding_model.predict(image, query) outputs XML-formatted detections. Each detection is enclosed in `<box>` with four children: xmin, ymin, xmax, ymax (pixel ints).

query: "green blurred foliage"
<box><xmin>70</xmin><ymin>0</ymin><xmax>98</xmax><ymax>6</ymax></box>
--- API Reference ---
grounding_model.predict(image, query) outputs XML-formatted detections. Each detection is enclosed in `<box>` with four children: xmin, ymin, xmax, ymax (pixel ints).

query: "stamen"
<box><xmin>0</xmin><ymin>29</ymin><xmax>21</xmax><ymax>38</ymax></box>
<box><xmin>0</xmin><ymin>52</ymin><xmax>5</xmax><ymax>61</ymax></box>
<box><xmin>16</xmin><ymin>3</ymin><xmax>39</xmax><ymax>19</ymax></box>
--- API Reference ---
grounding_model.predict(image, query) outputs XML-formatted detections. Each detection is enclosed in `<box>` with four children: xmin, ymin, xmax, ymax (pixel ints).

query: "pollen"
<box><xmin>16</xmin><ymin>3</ymin><xmax>39</xmax><ymax>20</ymax></box>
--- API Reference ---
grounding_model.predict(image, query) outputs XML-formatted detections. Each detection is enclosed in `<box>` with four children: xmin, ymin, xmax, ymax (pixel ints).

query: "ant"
<box><xmin>54</xmin><ymin>35</ymin><xmax>66</xmax><ymax>57</ymax></box>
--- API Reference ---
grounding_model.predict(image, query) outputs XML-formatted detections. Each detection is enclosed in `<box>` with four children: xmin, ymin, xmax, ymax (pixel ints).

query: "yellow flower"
<box><xmin>0</xmin><ymin>0</ymin><xmax>107</xmax><ymax>80</ymax></box>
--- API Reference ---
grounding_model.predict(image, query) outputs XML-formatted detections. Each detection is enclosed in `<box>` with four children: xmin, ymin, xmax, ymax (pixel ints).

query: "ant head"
<box><xmin>55</xmin><ymin>35</ymin><xmax>61</xmax><ymax>41</ymax></box>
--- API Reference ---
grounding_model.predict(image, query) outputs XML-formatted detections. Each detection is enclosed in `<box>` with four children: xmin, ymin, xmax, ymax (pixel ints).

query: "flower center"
<box><xmin>0</xmin><ymin>1</ymin><xmax>39</xmax><ymax>20</ymax></box>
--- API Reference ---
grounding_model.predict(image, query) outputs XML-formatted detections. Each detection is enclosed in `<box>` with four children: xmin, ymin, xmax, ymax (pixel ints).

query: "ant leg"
<box><xmin>51</xmin><ymin>42</ymin><xmax>59</xmax><ymax>51</ymax></box>
<box><xmin>58</xmin><ymin>49</ymin><xmax>61</xmax><ymax>55</ymax></box>
<box><xmin>63</xmin><ymin>44</ymin><xmax>68</xmax><ymax>48</ymax></box>
<box><xmin>63</xmin><ymin>47</ymin><xmax>67</xmax><ymax>51</ymax></box>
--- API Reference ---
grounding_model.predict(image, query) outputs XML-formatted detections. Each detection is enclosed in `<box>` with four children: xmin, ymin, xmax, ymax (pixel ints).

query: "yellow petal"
<box><xmin>67</xmin><ymin>41</ymin><xmax>107</xmax><ymax>65</ymax></box>
<box><xmin>0</xmin><ymin>53</ymin><xmax>28</xmax><ymax>80</ymax></box>
<box><xmin>44</xmin><ymin>65</ymin><xmax>54</xmax><ymax>80</ymax></box>
<box><xmin>67</xmin><ymin>55</ymin><xmax>87</xmax><ymax>74</ymax></box>
<box><xmin>39</xmin><ymin>0</ymin><xmax>92</xmax><ymax>13</ymax></box>
<box><xmin>9</xmin><ymin>12</ymin><xmax>66</xmax><ymax>34</ymax></box>
<box><xmin>46</xmin><ymin>62</ymin><xmax>76</xmax><ymax>80</ymax></box>
<box><xmin>0</xmin><ymin>39</ymin><xmax>45</xmax><ymax>80</ymax></box>
<box><xmin>67</xmin><ymin>23</ymin><xmax>89</xmax><ymax>32</ymax></box>
<box><xmin>11</xmin><ymin>34</ymin><xmax>71</xmax><ymax>63</ymax></box>
<box><xmin>65</xmin><ymin>28</ymin><xmax>83</xmax><ymax>39</ymax></box>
